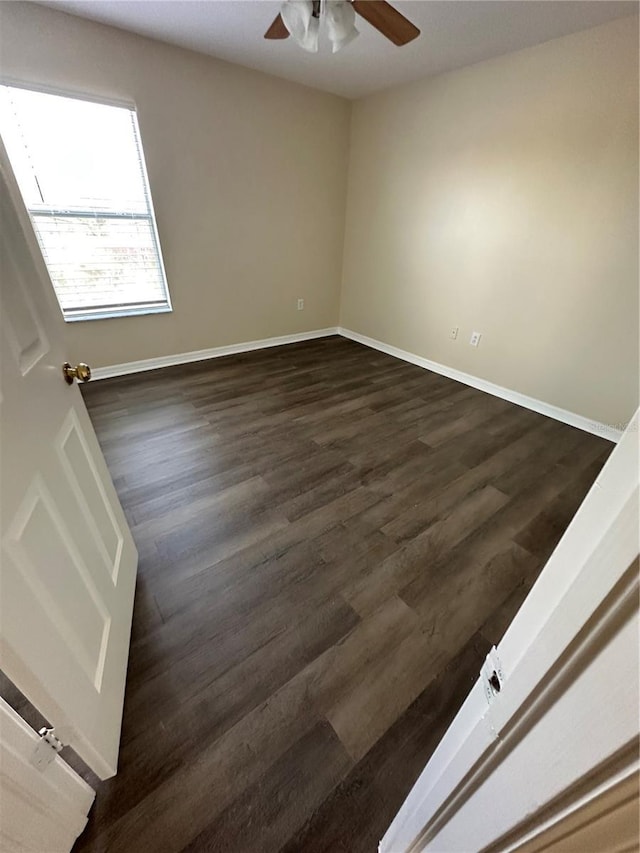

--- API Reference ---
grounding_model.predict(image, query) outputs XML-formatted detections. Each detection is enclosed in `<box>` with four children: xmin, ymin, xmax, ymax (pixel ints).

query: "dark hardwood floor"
<box><xmin>72</xmin><ymin>335</ymin><xmax>611</xmax><ymax>852</ymax></box>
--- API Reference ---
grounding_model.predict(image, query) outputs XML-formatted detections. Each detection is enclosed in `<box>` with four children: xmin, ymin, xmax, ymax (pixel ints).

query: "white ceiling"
<box><xmin>39</xmin><ymin>0</ymin><xmax>638</xmax><ymax>98</ymax></box>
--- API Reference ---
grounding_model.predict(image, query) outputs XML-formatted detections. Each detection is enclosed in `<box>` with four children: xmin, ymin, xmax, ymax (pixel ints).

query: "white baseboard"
<box><xmin>90</xmin><ymin>328</ymin><xmax>340</xmax><ymax>380</ymax></box>
<box><xmin>90</xmin><ymin>323</ymin><xmax>622</xmax><ymax>443</ymax></box>
<box><xmin>337</xmin><ymin>327</ymin><xmax>623</xmax><ymax>443</ymax></box>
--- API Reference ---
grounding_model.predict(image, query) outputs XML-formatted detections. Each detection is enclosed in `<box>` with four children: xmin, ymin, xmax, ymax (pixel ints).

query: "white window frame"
<box><xmin>0</xmin><ymin>80</ymin><xmax>173</xmax><ymax>323</ymax></box>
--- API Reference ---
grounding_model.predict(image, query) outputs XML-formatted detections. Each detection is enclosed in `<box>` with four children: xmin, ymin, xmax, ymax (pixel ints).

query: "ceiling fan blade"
<box><xmin>352</xmin><ymin>1</ymin><xmax>420</xmax><ymax>46</ymax></box>
<box><xmin>264</xmin><ymin>14</ymin><xmax>290</xmax><ymax>39</ymax></box>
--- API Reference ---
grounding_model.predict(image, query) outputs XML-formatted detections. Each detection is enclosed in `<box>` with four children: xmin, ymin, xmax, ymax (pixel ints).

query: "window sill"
<box><xmin>64</xmin><ymin>305</ymin><xmax>173</xmax><ymax>323</ymax></box>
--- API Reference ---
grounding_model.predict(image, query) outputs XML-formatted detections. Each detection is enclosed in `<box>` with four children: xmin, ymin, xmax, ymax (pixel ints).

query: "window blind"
<box><xmin>0</xmin><ymin>86</ymin><xmax>171</xmax><ymax>321</ymax></box>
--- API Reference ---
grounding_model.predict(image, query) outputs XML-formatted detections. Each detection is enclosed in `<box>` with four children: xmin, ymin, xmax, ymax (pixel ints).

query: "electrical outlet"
<box><xmin>297</xmin><ymin>298</ymin><xmax>304</xmax><ymax>311</ymax></box>
<box><xmin>449</xmin><ymin>327</ymin><xmax>459</xmax><ymax>340</ymax></box>
<box><xmin>470</xmin><ymin>331</ymin><xmax>481</xmax><ymax>347</ymax></box>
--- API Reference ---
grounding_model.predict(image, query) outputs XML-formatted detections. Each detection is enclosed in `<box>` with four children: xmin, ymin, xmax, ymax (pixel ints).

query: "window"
<box><xmin>0</xmin><ymin>85</ymin><xmax>171</xmax><ymax>322</ymax></box>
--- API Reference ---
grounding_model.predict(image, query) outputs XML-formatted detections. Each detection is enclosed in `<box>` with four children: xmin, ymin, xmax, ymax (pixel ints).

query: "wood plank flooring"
<box><xmin>73</xmin><ymin>336</ymin><xmax>611</xmax><ymax>852</ymax></box>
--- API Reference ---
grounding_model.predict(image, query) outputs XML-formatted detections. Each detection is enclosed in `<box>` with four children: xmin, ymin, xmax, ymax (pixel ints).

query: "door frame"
<box><xmin>381</xmin><ymin>411</ymin><xmax>639</xmax><ymax>852</ymax></box>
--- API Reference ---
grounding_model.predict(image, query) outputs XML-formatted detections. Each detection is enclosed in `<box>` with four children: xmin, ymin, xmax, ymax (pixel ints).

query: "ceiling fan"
<box><xmin>265</xmin><ymin>0</ymin><xmax>420</xmax><ymax>52</ymax></box>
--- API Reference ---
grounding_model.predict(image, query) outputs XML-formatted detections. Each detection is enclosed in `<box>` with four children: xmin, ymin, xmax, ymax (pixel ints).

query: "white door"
<box><xmin>0</xmin><ymin>138</ymin><xmax>138</xmax><ymax>780</ymax></box>
<box><xmin>0</xmin><ymin>696</ymin><xmax>95</xmax><ymax>852</ymax></box>
<box><xmin>381</xmin><ymin>412</ymin><xmax>639</xmax><ymax>852</ymax></box>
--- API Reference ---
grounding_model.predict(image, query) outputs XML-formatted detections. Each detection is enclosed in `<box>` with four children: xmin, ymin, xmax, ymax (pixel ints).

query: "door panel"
<box><xmin>2</xmin><ymin>244</ymin><xmax>49</xmax><ymax>376</ymax></box>
<box><xmin>0</xmin><ymin>138</ymin><xmax>138</xmax><ymax>779</ymax></box>
<box><xmin>3</xmin><ymin>476</ymin><xmax>112</xmax><ymax>689</ymax></box>
<box><xmin>57</xmin><ymin>410</ymin><xmax>124</xmax><ymax>583</ymax></box>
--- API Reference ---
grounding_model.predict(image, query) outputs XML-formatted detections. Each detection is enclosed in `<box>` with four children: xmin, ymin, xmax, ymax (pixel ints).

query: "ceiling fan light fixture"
<box><xmin>280</xmin><ymin>0</ymin><xmax>320</xmax><ymax>52</ymax></box>
<box><xmin>325</xmin><ymin>0</ymin><xmax>359</xmax><ymax>53</ymax></box>
<box><xmin>266</xmin><ymin>0</ymin><xmax>420</xmax><ymax>48</ymax></box>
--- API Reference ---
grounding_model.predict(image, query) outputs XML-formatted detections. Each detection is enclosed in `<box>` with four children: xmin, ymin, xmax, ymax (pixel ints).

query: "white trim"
<box><xmin>504</xmin><ymin>750</ymin><xmax>638</xmax><ymax>853</ymax></box>
<box><xmin>0</xmin><ymin>76</ymin><xmax>137</xmax><ymax>110</ymax></box>
<box><xmin>130</xmin><ymin>107</ymin><xmax>174</xmax><ymax>318</ymax></box>
<box><xmin>337</xmin><ymin>327</ymin><xmax>623</xmax><ymax>443</ymax></box>
<box><xmin>90</xmin><ymin>328</ymin><xmax>340</xmax><ymax>380</ymax></box>
<box><xmin>380</xmin><ymin>411</ymin><xmax>639</xmax><ymax>852</ymax></box>
<box><xmin>65</xmin><ymin>304</ymin><xmax>172</xmax><ymax>323</ymax></box>
<box><xmin>379</xmin><ymin>411</ymin><xmax>639</xmax><ymax>853</ymax></box>
<box><xmin>92</xmin><ymin>324</ymin><xmax>625</xmax><ymax>442</ymax></box>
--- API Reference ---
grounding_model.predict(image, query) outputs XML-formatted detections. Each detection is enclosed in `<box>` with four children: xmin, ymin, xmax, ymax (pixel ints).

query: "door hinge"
<box><xmin>31</xmin><ymin>727</ymin><xmax>65</xmax><ymax>771</ymax></box>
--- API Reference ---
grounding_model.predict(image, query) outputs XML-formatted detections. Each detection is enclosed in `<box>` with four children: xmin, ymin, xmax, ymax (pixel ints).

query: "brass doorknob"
<box><xmin>62</xmin><ymin>362</ymin><xmax>92</xmax><ymax>384</ymax></box>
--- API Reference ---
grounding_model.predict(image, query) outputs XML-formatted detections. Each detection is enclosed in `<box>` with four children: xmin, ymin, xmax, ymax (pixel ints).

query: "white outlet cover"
<box><xmin>297</xmin><ymin>299</ymin><xmax>304</xmax><ymax>310</ymax></box>
<box><xmin>470</xmin><ymin>331</ymin><xmax>481</xmax><ymax>347</ymax></box>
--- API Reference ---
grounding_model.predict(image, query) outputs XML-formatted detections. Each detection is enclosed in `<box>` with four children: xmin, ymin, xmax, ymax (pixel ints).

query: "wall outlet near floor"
<box><xmin>449</xmin><ymin>326</ymin><xmax>459</xmax><ymax>340</ymax></box>
<box><xmin>470</xmin><ymin>331</ymin><xmax>482</xmax><ymax>347</ymax></box>
<box><xmin>297</xmin><ymin>298</ymin><xmax>304</xmax><ymax>311</ymax></box>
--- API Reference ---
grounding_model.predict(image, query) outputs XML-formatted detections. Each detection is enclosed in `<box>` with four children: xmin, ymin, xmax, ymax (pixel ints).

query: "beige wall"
<box><xmin>1</xmin><ymin>8</ymin><xmax>637</xmax><ymax>426</ymax></box>
<box><xmin>0</xmin><ymin>2</ymin><xmax>351</xmax><ymax>368</ymax></box>
<box><xmin>341</xmin><ymin>17</ymin><xmax>639</xmax><ymax>427</ymax></box>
